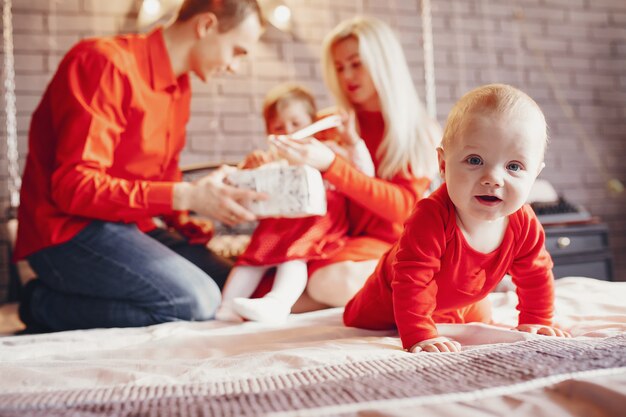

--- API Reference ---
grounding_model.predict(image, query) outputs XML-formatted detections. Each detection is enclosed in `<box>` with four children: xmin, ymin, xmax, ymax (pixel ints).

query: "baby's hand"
<box><xmin>409</xmin><ymin>336</ymin><xmax>462</xmax><ymax>353</ymax></box>
<box><xmin>239</xmin><ymin>150</ymin><xmax>274</xmax><ymax>169</ymax></box>
<box><xmin>514</xmin><ymin>324</ymin><xmax>571</xmax><ymax>338</ymax></box>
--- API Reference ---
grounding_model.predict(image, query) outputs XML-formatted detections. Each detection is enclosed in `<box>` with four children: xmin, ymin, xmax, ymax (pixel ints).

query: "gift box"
<box><xmin>226</xmin><ymin>163</ymin><xmax>327</xmax><ymax>218</ymax></box>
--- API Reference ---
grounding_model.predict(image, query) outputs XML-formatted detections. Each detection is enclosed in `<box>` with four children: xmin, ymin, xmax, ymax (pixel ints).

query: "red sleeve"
<box><xmin>322</xmin><ymin>155</ymin><xmax>430</xmax><ymax>223</ymax></box>
<box><xmin>392</xmin><ymin>198</ymin><xmax>447</xmax><ymax>349</ymax></box>
<box><xmin>49</xmin><ymin>49</ymin><xmax>175</xmax><ymax>222</ymax></box>
<box><xmin>509</xmin><ymin>206</ymin><xmax>555</xmax><ymax>326</ymax></box>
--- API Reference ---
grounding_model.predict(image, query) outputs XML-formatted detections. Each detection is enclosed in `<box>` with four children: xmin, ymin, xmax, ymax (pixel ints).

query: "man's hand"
<box><xmin>515</xmin><ymin>324</ymin><xmax>571</xmax><ymax>338</ymax></box>
<box><xmin>173</xmin><ymin>165</ymin><xmax>267</xmax><ymax>226</ymax></box>
<box><xmin>410</xmin><ymin>336</ymin><xmax>462</xmax><ymax>353</ymax></box>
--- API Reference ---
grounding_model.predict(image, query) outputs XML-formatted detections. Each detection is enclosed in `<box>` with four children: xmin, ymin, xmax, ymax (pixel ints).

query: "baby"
<box><xmin>344</xmin><ymin>84</ymin><xmax>570</xmax><ymax>353</ymax></box>
<box><xmin>216</xmin><ymin>83</ymin><xmax>374</xmax><ymax>323</ymax></box>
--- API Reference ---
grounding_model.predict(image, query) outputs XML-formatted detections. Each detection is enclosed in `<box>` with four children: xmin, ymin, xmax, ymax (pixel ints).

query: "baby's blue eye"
<box><xmin>507</xmin><ymin>163</ymin><xmax>522</xmax><ymax>172</ymax></box>
<box><xmin>467</xmin><ymin>156</ymin><xmax>482</xmax><ymax>165</ymax></box>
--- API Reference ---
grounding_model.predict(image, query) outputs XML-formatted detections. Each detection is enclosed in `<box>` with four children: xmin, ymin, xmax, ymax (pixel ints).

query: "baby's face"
<box><xmin>267</xmin><ymin>101</ymin><xmax>314</xmax><ymax>135</ymax></box>
<box><xmin>439</xmin><ymin>112</ymin><xmax>546</xmax><ymax>224</ymax></box>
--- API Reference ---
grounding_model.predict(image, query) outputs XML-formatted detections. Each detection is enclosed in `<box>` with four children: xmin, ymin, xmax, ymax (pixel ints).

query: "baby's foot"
<box><xmin>232</xmin><ymin>296</ymin><xmax>291</xmax><ymax>323</ymax></box>
<box><xmin>214</xmin><ymin>300</ymin><xmax>244</xmax><ymax>322</ymax></box>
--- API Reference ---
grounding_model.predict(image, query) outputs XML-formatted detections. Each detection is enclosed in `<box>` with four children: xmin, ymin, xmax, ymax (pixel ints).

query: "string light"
<box><xmin>271</xmin><ymin>4</ymin><xmax>292</xmax><ymax>31</ymax></box>
<box><xmin>142</xmin><ymin>0</ymin><xmax>162</xmax><ymax>18</ymax></box>
<box><xmin>259</xmin><ymin>0</ymin><xmax>292</xmax><ymax>32</ymax></box>
<box><xmin>138</xmin><ymin>0</ymin><xmax>183</xmax><ymax>29</ymax></box>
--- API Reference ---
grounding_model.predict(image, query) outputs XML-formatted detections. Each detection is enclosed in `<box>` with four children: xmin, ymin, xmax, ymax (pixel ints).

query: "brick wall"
<box><xmin>1</xmin><ymin>0</ymin><xmax>625</xmax><ymax>301</ymax></box>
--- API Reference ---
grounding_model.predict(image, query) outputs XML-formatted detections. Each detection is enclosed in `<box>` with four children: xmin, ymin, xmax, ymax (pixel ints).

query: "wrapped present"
<box><xmin>226</xmin><ymin>163</ymin><xmax>327</xmax><ymax>218</ymax></box>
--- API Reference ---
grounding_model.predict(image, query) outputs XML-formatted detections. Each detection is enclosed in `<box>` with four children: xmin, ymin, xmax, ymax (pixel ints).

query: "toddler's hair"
<box><xmin>262</xmin><ymin>83</ymin><xmax>317</xmax><ymax>133</ymax></box>
<box><xmin>441</xmin><ymin>83</ymin><xmax>548</xmax><ymax>152</ymax></box>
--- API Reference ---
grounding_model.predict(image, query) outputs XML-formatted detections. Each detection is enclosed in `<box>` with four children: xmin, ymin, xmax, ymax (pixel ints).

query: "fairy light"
<box><xmin>270</xmin><ymin>4</ymin><xmax>292</xmax><ymax>31</ymax></box>
<box><xmin>142</xmin><ymin>0</ymin><xmax>162</xmax><ymax>18</ymax></box>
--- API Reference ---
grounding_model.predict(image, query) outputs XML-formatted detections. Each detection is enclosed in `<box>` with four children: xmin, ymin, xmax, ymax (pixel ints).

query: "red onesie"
<box><xmin>344</xmin><ymin>184</ymin><xmax>555</xmax><ymax>350</ymax></box>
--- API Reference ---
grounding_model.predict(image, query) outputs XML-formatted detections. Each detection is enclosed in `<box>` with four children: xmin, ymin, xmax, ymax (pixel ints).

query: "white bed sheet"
<box><xmin>1</xmin><ymin>277</ymin><xmax>625</xmax><ymax>416</ymax></box>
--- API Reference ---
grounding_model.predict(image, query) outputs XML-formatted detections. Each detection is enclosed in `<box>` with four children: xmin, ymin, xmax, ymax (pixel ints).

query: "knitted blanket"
<box><xmin>2</xmin><ymin>334</ymin><xmax>624</xmax><ymax>417</ymax></box>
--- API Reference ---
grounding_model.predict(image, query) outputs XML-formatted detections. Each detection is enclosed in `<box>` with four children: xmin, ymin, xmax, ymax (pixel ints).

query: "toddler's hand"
<box><xmin>410</xmin><ymin>336</ymin><xmax>462</xmax><ymax>353</ymax></box>
<box><xmin>239</xmin><ymin>150</ymin><xmax>274</xmax><ymax>169</ymax></box>
<box><xmin>514</xmin><ymin>324</ymin><xmax>571</xmax><ymax>338</ymax></box>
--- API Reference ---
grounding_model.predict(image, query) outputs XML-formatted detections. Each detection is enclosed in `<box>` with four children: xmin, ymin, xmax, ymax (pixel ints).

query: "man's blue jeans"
<box><xmin>26</xmin><ymin>221</ymin><xmax>231</xmax><ymax>331</ymax></box>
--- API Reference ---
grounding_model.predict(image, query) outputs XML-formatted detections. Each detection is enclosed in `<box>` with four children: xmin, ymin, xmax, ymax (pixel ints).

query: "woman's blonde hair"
<box><xmin>321</xmin><ymin>16</ymin><xmax>440</xmax><ymax>180</ymax></box>
<box><xmin>262</xmin><ymin>83</ymin><xmax>317</xmax><ymax>133</ymax></box>
<box><xmin>442</xmin><ymin>83</ymin><xmax>548</xmax><ymax>152</ymax></box>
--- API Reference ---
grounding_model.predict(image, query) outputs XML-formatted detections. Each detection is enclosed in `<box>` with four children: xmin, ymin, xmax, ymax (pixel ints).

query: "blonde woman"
<box><xmin>270</xmin><ymin>16</ymin><xmax>441</xmax><ymax>308</ymax></box>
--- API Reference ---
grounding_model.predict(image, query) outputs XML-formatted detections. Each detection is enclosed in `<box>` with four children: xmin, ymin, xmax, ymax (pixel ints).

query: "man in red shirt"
<box><xmin>15</xmin><ymin>0</ymin><xmax>265</xmax><ymax>332</ymax></box>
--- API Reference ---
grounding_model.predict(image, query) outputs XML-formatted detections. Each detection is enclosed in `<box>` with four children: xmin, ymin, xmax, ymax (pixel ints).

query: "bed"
<box><xmin>1</xmin><ymin>276</ymin><xmax>625</xmax><ymax>417</ymax></box>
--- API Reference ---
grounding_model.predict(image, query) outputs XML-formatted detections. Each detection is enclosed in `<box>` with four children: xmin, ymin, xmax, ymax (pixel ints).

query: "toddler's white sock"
<box><xmin>232</xmin><ymin>295</ymin><xmax>291</xmax><ymax>323</ymax></box>
<box><xmin>232</xmin><ymin>260</ymin><xmax>307</xmax><ymax>323</ymax></box>
<box><xmin>214</xmin><ymin>299</ymin><xmax>244</xmax><ymax>322</ymax></box>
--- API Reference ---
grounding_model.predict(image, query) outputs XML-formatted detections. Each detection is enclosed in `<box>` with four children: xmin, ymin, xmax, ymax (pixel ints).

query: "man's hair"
<box><xmin>262</xmin><ymin>83</ymin><xmax>317</xmax><ymax>133</ymax></box>
<box><xmin>176</xmin><ymin>0</ymin><xmax>264</xmax><ymax>32</ymax></box>
<box><xmin>441</xmin><ymin>83</ymin><xmax>548</xmax><ymax>152</ymax></box>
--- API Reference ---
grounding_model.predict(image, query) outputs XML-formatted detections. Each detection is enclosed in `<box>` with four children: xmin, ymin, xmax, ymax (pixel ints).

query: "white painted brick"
<box><xmin>431</xmin><ymin>1</ymin><xmax>472</xmax><ymax>14</ymax></box>
<box><xmin>545</xmin><ymin>24</ymin><xmax>591</xmax><ymax>40</ymax></box>
<box><xmin>525</xmin><ymin>37</ymin><xmax>569</xmax><ymax>53</ymax></box>
<box><xmin>612</xmin><ymin>12</ymin><xmax>626</xmax><ymax>24</ymax></box>
<box><xmin>589</xmin><ymin>0</ymin><xmax>626</xmax><ymax>12</ymax></box>
<box><xmin>549</xmin><ymin>56</ymin><xmax>593</xmax><ymax>70</ymax></box>
<box><xmin>569</xmin><ymin>10</ymin><xmax>610</xmax><ymax>25</ymax></box>
<box><xmin>47</xmin><ymin>14</ymin><xmax>121</xmax><ymax>33</ymax></box>
<box><xmin>518</xmin><ymin>7</ymin><xmax>567</xmax><ymax>22</ymax></box>
<box><xmin>575</xmin><ymin>74</ymin><xmax>620</xmax><ymax>88</ymax></box>
<box><xmin>13</xmin><ymin>0</ymin><xmax>81</xmax><ymax>13</ymax></box>
<box><xmin>186</xmin><ymin>116</ymin><xmax>220</xmax><ymax>134</ymax></box>
<box><xmin>222</xmin><ymin>116</ymin><xmax>264</xmax><ymax>133</ymax></box>
<box><xmin>544</xmin><ymin>0</ymin><xmax>585</xmax><ymax>8</ymax></box>
<box><xmin>81</xmin><ymin>0</ymin><xmax>136</xmax><ymax>15</ymax></box>
<box><xmin>593</xmin><ymin>58</ymin><xmax>626</xmax><ymax>74</ymax></box>
<box><xmin>14</xmin><ymin>53</ymin><xmax>46</xmax><ymax>72</ymax></box>
<box><xmin>590</xmin><ymin>26</ymin><xmax>626</xmax><ymax>41</ymax></box>
<box><xmin>570</xmin><ymin>41</ymin><xmax>612</xmax><ymax>56</ymax></box>
<box><xmin>15</xmin><ymin>73</ymin><xmax>52</xmax><ymax>93</ymax></box>
<box><xmin>250</xmin><ymin>61</ymin><xmax>291</xmax><ymax>79</ymax></box>
<box><xmin>12</xmin><ymin>12</ymin><xmax>46</xmax><ymax>32</ymax></box>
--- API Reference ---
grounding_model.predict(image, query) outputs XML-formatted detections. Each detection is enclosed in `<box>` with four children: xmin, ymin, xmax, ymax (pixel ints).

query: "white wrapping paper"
<box><xmin>226</xmin><ymin>163</ymin><xmax>327</xmax><ymax>218</ymax></box>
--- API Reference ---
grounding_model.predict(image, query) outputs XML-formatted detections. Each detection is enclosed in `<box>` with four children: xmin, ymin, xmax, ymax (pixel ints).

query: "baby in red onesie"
<box><xmin>216</xmin><ymin>83</ymin><xmax>374</xmax><ymax>323</ymax></box>
<box><xmin>344</xmin><ymin>83</ymin><xmax>571</xmax><ymax>353</ymax></box>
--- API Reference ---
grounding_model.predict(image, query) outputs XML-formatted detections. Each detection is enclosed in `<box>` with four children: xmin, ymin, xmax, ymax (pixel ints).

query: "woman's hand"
<box><xmin>269</xmin><ymin>135</ymin><xmax>336</xmax><ymax>172</ymax></box>
<box><xmin>336</xmin><ymin>109</ymin><xmax>362</xmax><ymax>146</ymax></box>
<box><xmin>410</xmin><ymin>336</ymin><xmax>462</xmax><ymax>353</ymax></box>
<box><xmin>515</xmin><ymin>324</ymin><xmax>571</xmax><ymax>338</ymax></box>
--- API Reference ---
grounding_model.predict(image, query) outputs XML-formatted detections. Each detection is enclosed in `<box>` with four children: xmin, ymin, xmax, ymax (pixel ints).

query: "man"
<box><xmin>15</xmin><ymin>0</ymin><xmax>265</xmax><ymax>332</ymax></box>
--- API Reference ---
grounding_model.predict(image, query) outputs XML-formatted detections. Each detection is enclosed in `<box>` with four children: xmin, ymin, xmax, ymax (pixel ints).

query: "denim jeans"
<box><xmin>27</xmin><ymin>221</ymin><xmax>232</xmax><ymax>331</ymax></box>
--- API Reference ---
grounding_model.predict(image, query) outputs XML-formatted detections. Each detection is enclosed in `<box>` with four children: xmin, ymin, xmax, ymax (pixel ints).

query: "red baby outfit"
<box><xmin>344</xmin><ymin>184</ymin><xmax>555</xmax><ymax>350</ymax></box>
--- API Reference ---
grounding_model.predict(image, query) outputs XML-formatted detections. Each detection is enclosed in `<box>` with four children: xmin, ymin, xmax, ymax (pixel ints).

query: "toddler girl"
<box><xmin>216</xmin><ymin>83</ymin><xmax>374</xmax><ymax>323</ymax></box>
